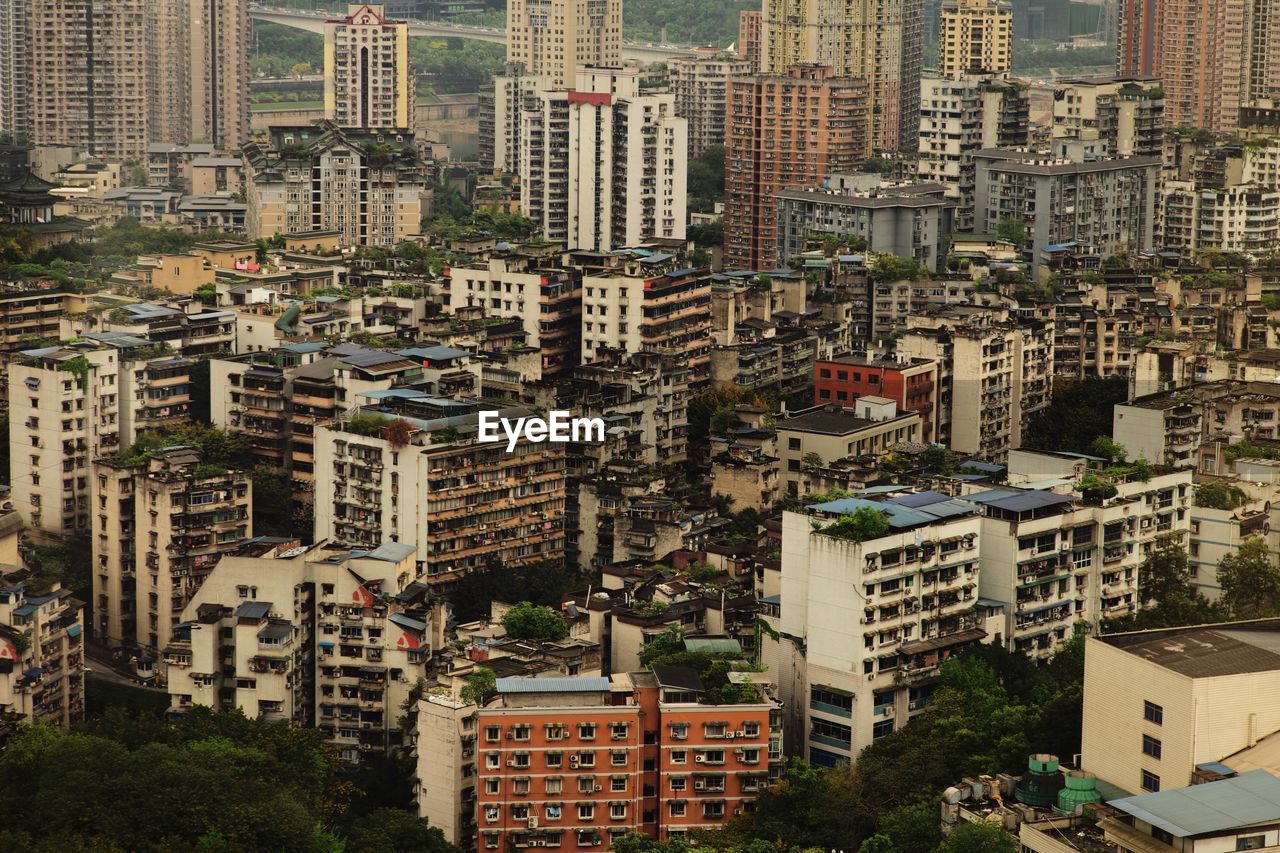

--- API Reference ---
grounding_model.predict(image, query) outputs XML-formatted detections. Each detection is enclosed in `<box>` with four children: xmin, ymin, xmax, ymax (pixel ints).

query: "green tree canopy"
<box><xmin>938</xmin><ymin>821</ymin><xmax>1019</xmax><ymax>853</ymax></box>
<box><xmin>460</xmin><ymin>667</ymin><xmax>497</xmax><ymax>706</ymax></box>
<box><xmin>1218</xmin><ymin>537</ymin><xmax>1280</xmax><ymax>619</ymax></box>
<box><xmin>501</xmin><ymin>601</ymin><xmax>570</xmax><ymax>641</ymax></box>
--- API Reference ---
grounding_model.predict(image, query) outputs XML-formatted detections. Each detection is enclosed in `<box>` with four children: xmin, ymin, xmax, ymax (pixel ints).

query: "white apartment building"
<box><xmin>976</xmin><ymin>450</ymin><xmax>1194</xmax><ymax>649</ymax></box>
<box><xmin>521</xmin><ymin>69</ymin><xmax>687</xmax><ymax>252</ymax></box>
<box><xmin>164</xmin><ymin>539</ymin><xmax>434</xmax><ymax>763</ymax></box>
<box><xmin>1082</xmin><ymin>621</ymin><xmax>1280</xmax><ymax>795</ymax></box>
<box><xmin>324</xmin><ymin>4</ymin><xmax>412</xmax><ymax>130</ymax></box>
<box><xmin>918</xmin><ymin>75</ymin><xmax>1029</xmax><ymax>230</ymax></box>
<box><xmin>486</xmin><ymin>68</ymin><xmax>555</xmax><ymax>174</ymax></box>
<box><xmin>505</xmin><ymin>0</ymin><xmax>621</xmax><ymax>89</ymax></box>
<box><xmin>772</xmin><ymin>495</ymin><xmax>990</xmax><ymax>765</ymax></box>
<box><xmin>9</xmin><ymin>335</ymin><xmax>193</xmax><ymax>537</ymax></box>
<box><xmin>897</xmin><ymin>306</ymin><xmax>1053</xmax><ymax>461</ymax></box>
<box><xmin>92</xmin><ymin>447</ymin><xmax>252</xmax><ymax>654</ymax></box>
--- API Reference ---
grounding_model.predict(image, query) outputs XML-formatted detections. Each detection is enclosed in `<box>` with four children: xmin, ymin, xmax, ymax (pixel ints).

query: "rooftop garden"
<box><xmin>815</xmin><ymin>505</ymin><xmax>891</xmax><ymax>543</ymax></box>
<box><xmin>1193</xmin><ymin>482</ymin><xmax>1250</xmax><ymax>511</ymax></box>
<box><xmin>1223</xmin><ymin>439</ymin><xmax>1280</xmax><ymax>462</ymax></box>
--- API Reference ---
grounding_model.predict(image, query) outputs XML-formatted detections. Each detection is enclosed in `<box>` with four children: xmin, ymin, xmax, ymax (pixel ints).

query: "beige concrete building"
<box><xmin>29</xmin><ymin>0</ymin><xmax>249</xmax><ymax>160</ymax></box>
<box><xmin>92</xmin><ymin>447</ymin><xmax>252</xmax><ymax>654</ymax></box>
<box><xmin>669</xmin><ymin>49</ymin><xmax>753</xmax><ymax>158</ymax></box>
<box><xmin>0</xmin><ymin>1</ymin><xmax>30</xmax><ymax>141</ymax></box>
<box><xmin>505</xmin><ymin>0</ymin><xmax>621</xmax><ymax>89</ymax></box>
<box><xmin>324</xmin><ymin>4</ymin><xmax>412</xmax><ymax>130</ymax></box>
<box><xmin>0</xmin><ymin>570</ymin><xmax>85</xmax><ymax>728</ymax></box>
<box><xmin>417</xmin><ymin>692</ymin><xmax>479</xmax><ymax>850</ymax></box>
<box><xmin>938</xmin><ymin>0</ymin><xmax>1011</xmax><ymax>77</ymax></box>
<box><xmin>1082</xmin><ymin>622</ymin><xmax>1280</xmax><ymax>794</ymax></box>
<box><xmin>243</xmin><ymin>124</ymin><xmax>427</xmax><ymax>248</ymax></box>
<box><xmin>917</xmin><ymin>75</ymin><xmax>1029</xmax><ymax>231</ymax></box>
<box><xmin>164</xmin><ymin>539</ymin><xmax>433</xmax><ymax>763</ymax></box>
<box><xmin>9</xmin><ymin>336</ymin><xmax>194</xmax><ymax>537</ymax></box>
<box><xmin>898</xmin><ymin>306</ymin><xmax>1053</xmax><ymax>461</ymax></box>
<box><xmin>313</xmin><ymin>399</ymin><xmax>566</xmax><ymax>589</ymax></box>
<box><xmin>775</xmin><ymin>401</ymin><xmax>922</xmax><ymax>496</ymax></box>
<box><xmin>761</xmin><ymin>0</ymin><xmax>922</xmax><ymax>150</ymax></box>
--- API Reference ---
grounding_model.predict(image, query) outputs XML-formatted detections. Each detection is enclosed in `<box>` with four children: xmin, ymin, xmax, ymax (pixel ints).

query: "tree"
<box><xmin>996</xmin><ymin>216</ymin><xmax>1028</xmax><ymax>250</ymax></box>
<box><xmin>819</xmin><ymin>506</ymin><xmax>891</xmax><ymax>542</ymax></box>
<box><xmin>290</xmin><ymin>61</ymin><xmax>313</xmax><ymax>77</ymax></box>
<box><xmin>501</xmin><ymin>601</ymin><xmax>570</xmax><ymax>641</ymax></box>
<box><xmin>460</xmin><ymin>667</ymin><xmax>497</xmax><ymax>706</ymax></box>
<box><xmin>1089</xmin><ymin>436</ymin><xmax>1127</xmax><ymax>463</ymax></box>
<box><xmin>1218</xmin><ymin>537</ymin><xmax>1280</xmax><ymax>618</ymax></box>
<box><xmin>801</xmin><ymin>451</ymin><xmax>824</xmax><ymax>470</ymax></box>
<box><xmin>687</xmin><ymin>146</ymin><xmax>725</xmax><ymax>213</ymax></box>
<box><xmin>1022</xmin><ymin>378</ymin><xmax>1128</xmax><ymax>454</ymax></box>
<box><xmin>938</xmin><ymin>821</ymin><xmax>1019</xmax><ymax>853</ymax></box>
<box><xmin>1194</xmin><ymin>482</ymin><xmax>1248</xmax><ymax>510</ymax></box>
<box><xmin>857</xmin><ymin>835</ymin><xmax>897</xmax><ymax>853</ymax></box>
<box><xmin>876</xmin><ymin>801</ymin><xmax>943</xmax><ymax>852</ymax></box>
<box><xmin>340</xmin><ymin>808</ymin><xmax>456</xmax><ymax>852</ymax></box>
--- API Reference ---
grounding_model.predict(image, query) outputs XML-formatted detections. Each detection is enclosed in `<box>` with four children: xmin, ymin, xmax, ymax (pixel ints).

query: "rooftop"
<box><xmin>1109</xmin><ymin>769</ymin><xmax>1280</xmax><ymax>837</ymax></box>
<box><xmin>1099</xmin><ymin>621</ymin><xmax>1280</xmax><ymax>678</ymax></box>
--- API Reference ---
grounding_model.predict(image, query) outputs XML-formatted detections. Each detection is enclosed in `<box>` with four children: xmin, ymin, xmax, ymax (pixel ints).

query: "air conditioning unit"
<box><xmin>694</xmin><ymin>782</ymin><xmax>706</xmax><ymax>791</ymax></box>
<box><xmin>593</xmin><ymin>785</ymin><xmax>602</xmax><ymax>792</ymax></box>
<box><xmin>724</xmin><ymin>732</ymin><xmax>735</xmax><ymax>740</ymax></box>
<box><xmin>527</xmin><ymin>817</ymin><xmax>538</xmax><ymax>829</ymax></box>
<box><xmin>695</xmin><ymin>755</ymin><xmax>706</xmax><ymax>763</ymax></box>
<box><xmin>735</xmin><ymin>730</ymin><xmax>746</xmax><ymax>738</ymax></box>
<box><xmin>506</xmin><ymin>731</ymin><xmax>514</xmax><ymax>739</ymax></box>
<box><xmin>569</xmin><ymin>756</ymin><xmax>579</xmax><ymax>767</ymax></box>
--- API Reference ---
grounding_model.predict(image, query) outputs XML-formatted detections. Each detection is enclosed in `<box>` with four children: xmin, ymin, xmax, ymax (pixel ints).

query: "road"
<box><xmin>250</xmin><ymin>6</ymin><xmax>699</xmax><ymax>63</ymax></box>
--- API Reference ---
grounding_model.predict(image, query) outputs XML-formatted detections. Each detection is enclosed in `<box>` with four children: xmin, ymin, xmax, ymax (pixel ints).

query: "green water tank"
<box><xmin>1015</xmin><ymin>753</ymin><xmax>1063</xmax><ymax>808</ymax></box>
<box><xmin>1055</xmin><ymin>770</ymin><xmax>1102</xmax><ymax>814</ymax></box>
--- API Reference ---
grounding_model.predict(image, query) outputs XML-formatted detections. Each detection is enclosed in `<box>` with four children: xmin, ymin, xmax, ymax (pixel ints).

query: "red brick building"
<box><xmin>814</xmin><ymin>355</ymin><xmax>938</xmax><ymax>443</ymax></box>
<box><xmin>475</xmin><ymin>668</ymin><xmax>782</xmax><ymax>849</ymax></box>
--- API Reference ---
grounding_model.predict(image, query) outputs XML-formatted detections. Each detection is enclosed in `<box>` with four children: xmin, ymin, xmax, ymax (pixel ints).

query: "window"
<box><xmin>740</xmin><ymin>748</ymin><xmax>760</xmax><ymax>764</ymax></box>
<box><xmin>671</xmin><ymin>749</ymin><xmax>687</xmax><ymax>764</ymax></box>
<box><xmin>577</xmin><ymin>804</ymin><xmax>595</xmax><ymax>821</ymax></box>
<box><xmin>513</xmin><ymin>779</ymin><xmax>530</xmax><ymax>795</ymax></box>
<box><xmin>698</xmin><ymin>749</ymin><xmax>725</xmax><ymax>765</ymax></box>
<box><xmin>485</xmin><ymin>752</ymin><xmax>499</xmax><ymax>769</ymax></box>
<box><xmin>742</xmin><ymin>722</ymin><xmax>760</xmax><ymax>737</ymax></box>
<box><xmin>670</xmin><ymin>802</ymin><xmax>686</xmax><ymax>817</ymax></box>
<box><xmin>576</xmin><ymin>751</ymin><xmax>595</xmax><ymax>767</ymax></box>
<box><xmin>611</xmin><ymin>776</ymin><xmax>627</xmax><ymax>792</ymax></box>
<box><xmin>483</xmin><ymin>832</ymin><xmax>499</xmax><ymax>849</ymax></box>
<box><xmin>610</xmin><ymin>722</ymin><xmax>628</xmax><ymax>740</ymax></box>
<box><xmin>484</xmin><ymin>779</ymin><xmax>499</xmax><ymax>794</ymax></box>
<box><xmin>545</xmin><ymin>751</ymin><xmax>562</xmax><ymax>768</ymax></box>
<box><xmin>873</xmin><ymin>719</ymin><xmax>894</xmax><ymax>739</ymax></box>
<box><xmin>1237</xmin><ymin>835</ymin><xmax>1267</xmax><ymax>851</ymax></box>
<box><xmin>611</xmin><ymin>750</ymin><xmax>627</xmax><ymax>766</ymax></box>
<box><xmin>578</xmin><ymin>776</ymin><xmax>598</xmax><ymax>794</ymax></box>
<box><xmin>1143</xmin><ymin>701</ymin><xmax>1163</xmax><ymax>725</ymax></box>
<box><xmin>788</xmin><ymin>437</ymin><xmax>801</xmax><ymax>450</ymax></box>
<box><xmin>485</xmin><ymin>725</ymin><xmax>500</xmax><ymax>742</ymax></box>
<box><xmin>1141</xmin><ymin>770</ymin><xmax>1160</xmax><ymax>792</ymax></box>
<box><xmin>704</xmin><ymin>723</ymin><xmax>727</xmax><ymax>738</ymax></box>
<box><xmin>610</xmin><ymin>803</ymin><xmax>627</xmax><ymax>820</ymax></box>
<box><xmin>670</xmin><ymin>776</ymin><xmax>687</xmax><ymax>791</ymax></box>
<box><xmin>545</xmin><ymin>777</ymin><xmax>563</xmax><ymax>794</ymax></box>
<box><xmin>578</xmin><ymin>723</ymin><xmax>597</xmax><ymax>740</ymax></box>
<box><xmin>546</xmin><ymin>805</ymin><xmax>562</xmax><ymax>820</ymax></box>
<box><xmin>670</xmin><ymin>724</ymin><xmax>688</xmax><ymax>740</ymax></box>
<box><xmin>1142</xmin><ymin>734</ymin><xmax>1161</xmax><ymax>759</ymax></box>
<box><xmin>702</xmin><ymin>802</ymin><xmax>725</xmax><ymax>819</ymax></box>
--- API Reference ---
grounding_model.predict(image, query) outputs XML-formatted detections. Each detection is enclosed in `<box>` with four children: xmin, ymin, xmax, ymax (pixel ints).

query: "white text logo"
<box><xmin>477</xmin><ymin>411</ymin><xmax>605</xmax><ymax>451</ymax></box>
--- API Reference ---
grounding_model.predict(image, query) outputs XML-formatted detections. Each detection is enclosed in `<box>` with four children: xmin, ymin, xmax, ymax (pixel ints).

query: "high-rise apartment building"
<box><xmin>0</xmin><ymin>1</ymin><xmax>30</xmax><ymax>141</ymax></box>
<box><xmin>0</xmin><ymin>571</ymin><xmax>85</xmax><ymax>728</ymax></box>
<box><xmin>476</xmin><ymin>672</ymin><xmax>782</xmax><ymax>848</ymax></box>
<box><xmin>897</xmin><ymin>305</ymin><xmax>1053</xmax><ymax>460</ymax></box>
<box><xmin>520</xmin><ymin>69</ymin><xmax>687</xmax><ymax>252</ymax></box>
<box><xmin>30</xmin><ymin>0</ymin><xmax>150</xmax><ymax>161</ymax></box>
<box><xmin>506</xmin><ymin>0</ymin><xmax>622</xmax><ymax>88</ymax></box>
<box><xmin>918</xmin><ymin>74</ymin><xmax>1030</xmax><ymax>231</ymax></box>
<box><xmin>724</xmin><ymin>65</ymin><xmax>870</xmax><ymax>271</ymax></box>
<box><xmin>28</xmin><ymin>0</ymin><xmax>249</xmax><ymax>159</ymax></box>
<box><xmin>938</xmin><ymin>0</ymin><xmax>1012</xmax><ymax>77</ymax></box>
<box><xmin>92</xmin><ymin>448</ymin><xmax>252</xmax><ymax>654</ymax></box>
<box><xmin>737</xmin><ymin>11</ymin><xmax>763</xmax><ymax>72</ymax></box>
<box><xmin>761</xmin><ymin>0</ymin><xmax>923</xmax><ymax>150</ymax></box>
<box><xmin>1051</xmin><ymin>78</ymin><xmax>1164</xmax><ymax>158</ymax></box>
<box><xmin>9</xmin><ymin>336</ymin><xmax>194</xmax><ymax>537</ymax></box>
<box><xmin>773</xmin><ymin>496</ymin><xmax>987</xmax><ymax>763</ymax></box>
<box><xmin>669</xmin><ymin>49</ymin><xmax>753</xmax><ymax>157</ymax></box>
<box><xmin>1117</xmin><ymin>0</ymin><xmax>1280</xmax><ymax>132</ymax></box>
<box><xmin>972</xmin><ymin>149</ymin><xmax>1160</xmax><ymax>277</ymax></box>
<box><xmin>325</xmin><ymin>4</ymin><xmax>413</xmax><ymax>130</ymax></box>
<box><xmin>191</xmin><ymin>0</ymin><xmax>252</xmax><ymax>149</ymax></box>
<box><xmin>164</xmin><ymin>540</ymin><xmax>432</xmax><ymax>763</ymax></box>
<box><xmin>313</xmin><ymin>399</ymin><xmax>566</xmax><ymax>586</ymax></box>
<box><xmin>243</xmin><ymin>124</ymin><xmax>427</xmax><ymax>248</ymax></box>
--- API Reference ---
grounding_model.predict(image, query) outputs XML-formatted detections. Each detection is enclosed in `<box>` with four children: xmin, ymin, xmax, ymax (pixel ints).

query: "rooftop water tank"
<box><xmin>1055</xmin><ymin>770</ymin><xmax>1102</xmax><ymax>814</ymax></box>
<box><xmin>1015</xmin><ymin>753</ymin><xmax>1063</xmax><ymax>808</ymax></box>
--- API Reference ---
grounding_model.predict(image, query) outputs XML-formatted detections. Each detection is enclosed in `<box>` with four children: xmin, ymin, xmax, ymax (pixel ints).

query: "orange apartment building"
<box><xmin>476</xmin><ymin>667</ymin><xmax>782</xmax><ymax>850</ymax></box>
<box><xmin>723</xmin><ymin>65</ymin><xmax>870</xmax><ymax>272</ymax></box>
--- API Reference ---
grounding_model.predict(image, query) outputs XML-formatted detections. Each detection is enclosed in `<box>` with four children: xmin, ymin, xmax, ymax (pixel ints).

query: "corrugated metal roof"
<box><xmin>966</xmin><ymin>489</ymin><xmax>1074</xmax><ymax>513</ymax></box>
<box><xmin>495</xmin><ymin>677</ymin><xmax>610</xmax><ymax>694</ymax></box>
<box><xmin>683</xmin><ymin>638</ymin><xmax>742</xmax><ymax>655</ymax></box>
<box><xmin>1109</xmin><ymin>769</ymin><xmax>1280</xmax><ymax>837</ymax></box>
<box><xmin>235</xmin><ymin>601</ymin><xmax>271</xmax><ymax>620</ymax></box>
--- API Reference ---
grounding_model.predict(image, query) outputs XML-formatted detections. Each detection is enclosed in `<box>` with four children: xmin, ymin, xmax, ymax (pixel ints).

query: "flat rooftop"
<box><xmin>1099</xmin><ymin>621</ymin><xmax>1280</xmax><ymax>678</ymax></box>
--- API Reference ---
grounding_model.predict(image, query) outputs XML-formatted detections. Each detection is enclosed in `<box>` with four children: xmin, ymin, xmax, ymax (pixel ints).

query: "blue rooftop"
<box><xmin>1110</xmin><ymin>769</ymin><xmax>1280</xmax><ymax>837</ymax></box>
<box><xmin>496</xmin><ymin>677</ymin><xmax>611</xmax><ymax>694</ymax></box>
<box><xmin>398</xmin><ymin>345</ymin><xmax>471</xmax><ymax>362</ymax></box>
